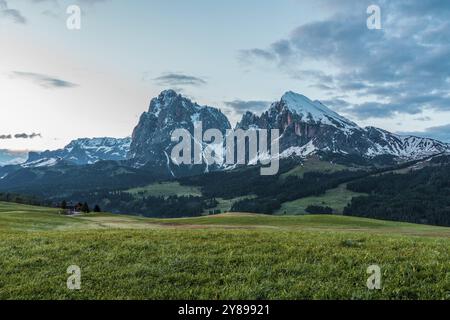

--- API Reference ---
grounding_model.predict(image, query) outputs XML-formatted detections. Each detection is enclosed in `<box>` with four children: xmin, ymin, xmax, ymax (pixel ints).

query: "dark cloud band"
<box><xmin>12</xmin><ymin>71</ymin><xmax>78</xmax><ymax>89</ymax></box>
<box><xmin>0</xmin><ymin>133</ymin><xmax>42</xmax><ymax>139</ymax></box>
<box><xmin>154</xmin><ymin>73</ymin><xmax>207</xmax><ymax>87</ymax></box>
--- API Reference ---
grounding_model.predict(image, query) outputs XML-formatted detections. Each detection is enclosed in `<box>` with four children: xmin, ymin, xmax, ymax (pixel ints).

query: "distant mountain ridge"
<box><xmin>24</xmin><ymin>137</ymin><xmax>131</xmax><ymax>167</ymax></box>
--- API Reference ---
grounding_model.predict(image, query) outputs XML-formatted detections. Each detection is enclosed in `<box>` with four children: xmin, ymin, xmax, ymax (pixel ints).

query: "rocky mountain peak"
<box><xmin>129</xmin><ymin>90</ymin><xmax>231</xmax><ymax>175</ymax></box>
<box><xmin>149</xmin><ymin>89</ymin><xmax>188</xmax><ymax>115</ymax></box>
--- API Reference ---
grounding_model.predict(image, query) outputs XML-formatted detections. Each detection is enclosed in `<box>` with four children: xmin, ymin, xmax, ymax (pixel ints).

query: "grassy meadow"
<box><xmin>0</xmin><ymin>202</ymin><xmax>449</xmax><ymax>300</ymax></box>
<box><xmin>126</xmin><ymin>181</ymin><xmax>202</xmax><ymax>198</ymax></box>
<box><xmin>275</xmin><ymin>184</ymin><xmax>367</xmax><ymax>215</ymax></box>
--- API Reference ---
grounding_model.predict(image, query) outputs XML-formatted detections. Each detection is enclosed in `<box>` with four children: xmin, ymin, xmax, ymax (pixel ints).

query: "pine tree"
<box><xmin>93</xmin><ymin>205</ymin><xmax>101</xmax><ymax>213</ymax></box>
<box><xmin>81</xmin><ymin>202</ymin><xmax>90</xmax><ymax>213</ymax></box>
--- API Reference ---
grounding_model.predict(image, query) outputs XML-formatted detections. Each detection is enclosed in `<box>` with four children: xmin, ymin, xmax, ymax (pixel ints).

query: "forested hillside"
<box><xmin>344</xmin><ymin>163</ymin><xmax>450</xmax><ymax>226</ymax></box>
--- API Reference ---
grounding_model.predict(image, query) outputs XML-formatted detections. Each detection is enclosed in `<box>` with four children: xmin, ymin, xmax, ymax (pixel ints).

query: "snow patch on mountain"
<box><xmin>280</xmin><ymin>140</ymin><xmax>318</xmax><ymax>158</ymax></box>
<box><xmin>22</xmin><ymin>157</ymin><xmax>59</xmax><ymax>168</ymax></box>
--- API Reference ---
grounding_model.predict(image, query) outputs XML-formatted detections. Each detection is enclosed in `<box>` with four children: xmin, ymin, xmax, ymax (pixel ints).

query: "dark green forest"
<box><xmin>344</xmin><ymin>164</ymin><xmax>450</xmax><ymax>226</ymax></box>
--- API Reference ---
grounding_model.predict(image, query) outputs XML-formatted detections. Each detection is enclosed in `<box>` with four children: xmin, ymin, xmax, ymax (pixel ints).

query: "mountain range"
<box><xmin>1</xmin><ymin>90</ymin><xmax>449</xmax><ymax>177</ymax></box>
<box><xmin>23</xmin><ymin>137</ymin><xmax>131</xmax><ymax>167</ymax></box>
<box><xmin>238</xmin><ymin>91</ymin><xmax>449</xmax><ymax>160</ymax></box>
<box><xmin>128</xmin><ymin>90</ymin><xmax>449</xmax><ymax>176</ymax></box>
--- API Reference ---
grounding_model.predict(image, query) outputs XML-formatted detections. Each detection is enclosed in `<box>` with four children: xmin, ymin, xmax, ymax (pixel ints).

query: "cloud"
<box><xmin>29</xmin><ymin>0</ymin><xmax>110</xmax><ymax>19</ymax></box>
<box><xmin>154</xmin><ymin>73</ymin><xmax>207</xmax><ymax>87</ymax></box>
<box><xmin>0</xmin><ymin>133</ymin><xmax>41</xmax><ymax>139</ymax></box>
<box><xmin>41</xmin><ymin>9</ymin><xmax>60</xmax><ymax>19</ymax></box>
<box><xmin>325</xmin><ymin>95</ymin><xmax>450</xmax><ymax>120</ymax></box>
<box><xmin>30</xmin><ymin>0</ymin><xmax>110</xmax><ymax>5</ymax></box>
<box><xmin>239</xmin><ymin>49</ymin><xmax>277</xmax><ymax>63</ymax></box>
<box><xmin>240</xmin><ymin>0</ymin><xmax>450</xmax><ymax>120</ymax></box>
<box><xmin>398</xmin><ymin>124</ymin><xmax>450</xmax><ymax>143</ymax></box>
<box><xmin>14</xmin><ymin>133</ymin><xmax>42</xmax><ymax>139</ymax></box>
<box><xmin>0</xmin><ymin>0</ymin><xmax>27</xmax><ymax>24</ymax></box>
<box><xmin>29</xmin><ymin>0</ymin><xmax>57</xmax><ymax>4</ymax></box>
<box><xmin>414</xmin><ymin>116</ymin><xmax>432</xmax><ymax>122</ymax></box>
<box><xmin>77</xmin><ymin>0</ymin><xmax>110</xmax><ymax>5</ymax></box>
<box><xmin>320</xmin><ymin>98</ymin><xmax>351</xmax><ymax>111</ymax></box>
<box><xmin>224</xmin><ymin>100</ymin><xmax>271</xmax><ymax>115</ymax></box>
<box><xmin>12</xmin><ymin>71</ymin><xmax>78</xmax><ymax>88</ymax></box>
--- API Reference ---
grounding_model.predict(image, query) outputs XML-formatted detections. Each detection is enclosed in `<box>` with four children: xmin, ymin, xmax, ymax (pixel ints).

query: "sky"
<box><xmin>1</xmin><ymin>0</ymin><xmax>449</xmax><ymax>151</ymax></box>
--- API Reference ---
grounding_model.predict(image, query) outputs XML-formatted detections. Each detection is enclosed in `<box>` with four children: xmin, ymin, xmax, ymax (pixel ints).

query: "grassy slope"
<box><xmin>277</xmin><ymin>159</ymin><xmax>366</xmax><ymax>214</ymax></box>
<box><xmin>126</xmin><ymin>182</ymin><xmax>202</xmax><ymax>198</ymax></box>
<box><xmin>0</xmin><ymin>202</ymin><xmax>449</xmax><ymax>300</ymax></box>
<box><xmin>275</xmin><ymin>184</ymin><xmax>367</xmax><ymax>215</ymax></box>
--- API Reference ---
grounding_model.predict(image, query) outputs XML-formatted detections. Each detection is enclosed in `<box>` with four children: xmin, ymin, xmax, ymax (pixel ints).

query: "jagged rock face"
<box><xmin>25</xmin><ymin>137</ymin><xmax>131</xmax><ymax>167</ymax></box>
<box><xmin>237</xmin><ymin>91</ymin><xmax>449</xmax><ymax>159</ymax></box>
<box><xmin>129</xmin><ymin>90</ymin><xmax>231</xmax><ymax>175</ymax></box>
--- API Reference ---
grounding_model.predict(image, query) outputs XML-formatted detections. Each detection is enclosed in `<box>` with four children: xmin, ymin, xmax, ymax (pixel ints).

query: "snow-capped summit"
<box><xmin>280</xmin><ymin>91</ymin><xmax>359</xmax><ymax>130</ymax></box>
<box><xmin>24</xmin><ymin>137</ymin><xmax>131</xmax><ymax>167</ymax></box>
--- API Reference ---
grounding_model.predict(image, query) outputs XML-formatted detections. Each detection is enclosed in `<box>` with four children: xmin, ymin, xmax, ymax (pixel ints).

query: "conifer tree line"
<box><xmin>60</xmin><ymin>200</ymin><xmax>101</xmax><ymax>213</ymax></box>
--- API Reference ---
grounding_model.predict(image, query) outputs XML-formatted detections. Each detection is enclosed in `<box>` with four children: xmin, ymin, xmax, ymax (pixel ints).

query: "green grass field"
<box><xmin>275</xmin><ymin>184</ymin><xmax>366</xmax><ymax>215</ymax></box>
<box><xmin>126</xmin><ymin>181</ymin><xmax>202</xmax><ymax>198</ymax></box>
<box><xmin>0</xmin><ymin>202</ymin><xmax>449</xmax><ymax>300</ymax></box>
